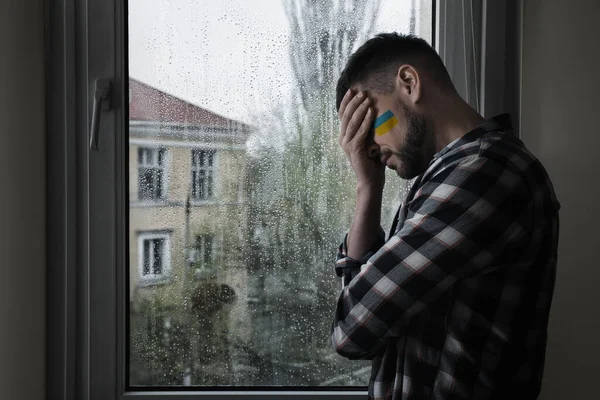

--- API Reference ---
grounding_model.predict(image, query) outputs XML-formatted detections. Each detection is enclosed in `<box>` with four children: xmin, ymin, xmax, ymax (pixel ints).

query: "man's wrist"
<box><xmin>356</xmin><ymin>180</ymin><xmax>384</xmax><ymax>198</ymax></box>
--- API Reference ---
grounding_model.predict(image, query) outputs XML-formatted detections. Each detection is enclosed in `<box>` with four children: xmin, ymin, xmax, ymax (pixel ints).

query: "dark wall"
<box><xmin>0</xmin><ymin>0</ymin><xmax>46</xmax><ymax>399</ymax></box>
<box><xmin>521</xmin><ymin>0</ymin><xmax>600</xmax><ymax>398</ymax></box>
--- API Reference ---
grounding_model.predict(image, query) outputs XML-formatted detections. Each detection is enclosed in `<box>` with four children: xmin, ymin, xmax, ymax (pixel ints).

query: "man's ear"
<box><xmin>396</xmin><ymin>64</ymin><xmax>421</xmax><ymax>104</ymax></box>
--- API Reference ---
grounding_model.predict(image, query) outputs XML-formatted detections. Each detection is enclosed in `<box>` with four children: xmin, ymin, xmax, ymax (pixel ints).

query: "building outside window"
<box><xmin>191</xmin><ymin>149</ymin><xmax>215</xmax><ymax>200</ymax></box>
<box><xmin>138</xmin><ymin>147</ymin><xmax>166</xmax><ymax>201</ymax></box>
<box><xmin>127</xmin><ymin>77</ymin><xmax>250</xmax><ymax>386</ymax></box>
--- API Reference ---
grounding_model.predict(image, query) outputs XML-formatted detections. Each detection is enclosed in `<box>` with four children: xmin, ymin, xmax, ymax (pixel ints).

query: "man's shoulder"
<box><xmin>432</xmin><ymin>133</ymin><xmax>522</xmax><ymax>177</ymax></box>
<box><xmin>436</xmin><ymin>131</ymin><xmax>546</xmax><ymax>183</ymax></box>
<box><xmin>428</xmin><ymin>133</ymin><xmax>539</xmax><ymax>192</ymax></box>
<box><xmin>431</xmin><ymin>130</ymin><xmax>521</xmax><ymax>174</ymax></box>
<box><xmin>426</xmin><ymin>130</ymin><xmax>556</xmax><ymax>194</ymax></box>
<box><xmin>478</xmin><ymin>132</ymin><xmax>536</xmax><ymax>172</ymax></box>
<box><xmin>478</xmin><ymin>133</ymin><xmax>560</xmax><ymax>212</ymax></box>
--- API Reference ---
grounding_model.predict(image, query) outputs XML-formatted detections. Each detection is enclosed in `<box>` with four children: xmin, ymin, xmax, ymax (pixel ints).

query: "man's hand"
<box><xmin>338</xmin><ymin>89</ymin><xmax>385</xmax><ymax>190</ymax></box>
<box><xmin>339</xmin><ymin>89</ymin><xmax>385</xmax><ymax>260</ymax></box>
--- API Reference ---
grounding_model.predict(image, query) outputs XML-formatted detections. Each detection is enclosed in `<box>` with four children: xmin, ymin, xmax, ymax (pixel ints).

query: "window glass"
<box><xmin>191</xmin><ymin>149</ymin><xmax>216</xmax><ymax>200</ymax></box>
<box><xmin>128</xmin><ymin>0</ymin><xmax>433</xmax><ymax>387</ymax></box>
<box><xmin>193</xmin><ymin>234</ymin><xmax>214</xmax><ymax>275</ymax></box>
<box><xmin>138</xmin><ymin>232</ymin><xmax>171</xmax><ymax>285</ymax></box>
<box><xmin>138</xmin><ymin>147</ymin><xmax>166</xmax><ymax>201</ymax></box>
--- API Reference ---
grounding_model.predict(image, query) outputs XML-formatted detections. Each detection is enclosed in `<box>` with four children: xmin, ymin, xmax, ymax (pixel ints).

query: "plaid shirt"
<box><xmin>332</xmin><ymin>115</ymin><xmax>560</xmax><ymax>400</ymax></box>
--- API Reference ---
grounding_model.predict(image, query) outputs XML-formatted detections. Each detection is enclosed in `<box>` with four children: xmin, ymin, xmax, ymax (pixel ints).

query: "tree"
<box><xmin>244</xmin><ymin>0</ymin><xmax>410</xmax><ymax>386</ymax></box>
<box><xmin>130</xmin><ymin>0</ymin><xmax>419</xmax><ymax>387</ymax></box>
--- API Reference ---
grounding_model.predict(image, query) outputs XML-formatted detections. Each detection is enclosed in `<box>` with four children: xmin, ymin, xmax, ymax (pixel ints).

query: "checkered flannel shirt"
<box><xmin>332</xmin><ymin>115</ymin><xmax>560</xmax><ymax>400</ymax></box>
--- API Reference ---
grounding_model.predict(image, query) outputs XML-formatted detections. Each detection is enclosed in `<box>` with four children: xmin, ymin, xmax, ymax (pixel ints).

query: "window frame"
<box><xmin>46</xmin><ymin>0</ymin><xmax>521</xmax><ymax>399</ymax></box>
<box><xmin>190</xmin><ymin>149</ymin><xmax>217</xmax><ymax>202</ymax></box>
<box><xmin>137</xmin><ymin>231</ymin><xmax>171</xmax><ymax>286</ymax></box>
<box><xmin>137</xmin><ymin>146</ymin><xmax>169</xmax><ymax>203</ymax></box>
<box><xmin>192</xmin><ymin>234</ymin><xmax>215</xmax><ymax>276</ymax></box>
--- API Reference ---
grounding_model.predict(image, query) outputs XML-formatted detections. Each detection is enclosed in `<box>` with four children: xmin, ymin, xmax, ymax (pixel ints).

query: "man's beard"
<box><xmin>392</xmin><ymin>105</ymin><xmax>428</xmax><ymax>179</ymax></box>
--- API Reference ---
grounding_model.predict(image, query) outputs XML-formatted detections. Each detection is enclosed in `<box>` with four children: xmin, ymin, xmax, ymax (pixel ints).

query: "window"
<box><xmin>47</xmin><ymin>0</ymin><xmax>520</xmax><ymax>398</ymax></box>
<box><xmin>138</xmin><ymin>232</ymin><xmax>170</xmax><ymax>284</ymax></box>
<box><xmin>137</xmin><ymin>147</ymin><xmax>166</xmax><ymax>201</ymax></box>
<box><xmin>192</xmin><ymin>234</ymin><xmax>214</xmax><ymax>276</ymax></box>
<box><xmin>124</xmin><ymin>0</ymin><xmax>433</xmax><ymax>387</ymax></box>
<box><xmin>191</xmin><ymin>149</ymin><xmax>215</xmax><ymax>201</ymax></box>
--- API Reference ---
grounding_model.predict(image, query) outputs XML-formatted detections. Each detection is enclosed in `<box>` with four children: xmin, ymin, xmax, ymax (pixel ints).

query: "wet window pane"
<box><xmin>142</xmin><ymin>240</ymin><xmax>151</xmax><ymax>275</ymax></box>
<box><xmin>138</xmin><ymin>147</ymin><xmax>166</xmax><ymax>201</ymax></box>
<box><xmin>138</xmin><ymin>233</ymin><xmax>170</xmax><ymax>286</ymax></box>
<box><xmin>191</xmin><ymin>149</ymin><xmax>215</xmax><ymax>200</ymax></box>
<box><xmin>129</xmin><ymin>0</ymin><xmax>433</xmax><ymax>387</ymax></box>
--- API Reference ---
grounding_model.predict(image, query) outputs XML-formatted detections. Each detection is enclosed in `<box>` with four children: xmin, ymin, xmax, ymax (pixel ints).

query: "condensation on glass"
<box><xmin>128</xmin><ymin>0</ymin><xmax>433</xmax><ymax>387</ymax></box>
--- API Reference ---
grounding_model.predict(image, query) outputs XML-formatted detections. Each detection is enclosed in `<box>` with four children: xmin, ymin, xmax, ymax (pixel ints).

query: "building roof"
<box><xmin>129</xmin><ymin>78</ymin><xmax>249</xmax><ymax>131</ymax></box>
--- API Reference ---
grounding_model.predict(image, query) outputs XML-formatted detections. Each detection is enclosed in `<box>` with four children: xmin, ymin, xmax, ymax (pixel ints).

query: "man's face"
<box><xmin>366</xmin><ymin>93</ymin><xmax>429</xmax><ymax>179</ymax></box>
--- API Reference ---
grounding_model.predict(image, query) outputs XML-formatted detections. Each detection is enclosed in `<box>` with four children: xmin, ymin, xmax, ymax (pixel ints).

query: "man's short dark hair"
<box><xmin>336</xmin><ymin>33</ymin><xmax>455</xmax><ymax>111</ymax></box>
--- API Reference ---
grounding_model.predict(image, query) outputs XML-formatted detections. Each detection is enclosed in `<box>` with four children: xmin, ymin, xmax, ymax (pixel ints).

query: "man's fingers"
<box><xmin>340</xmin><ymin>92</ymin><xmax>368</xmax><ymax>142</ymax></box>
<box><xmin>352</xmin><ymin>106</ymin><xmax>374</xmax><ymax>145</ymax></box>
<box><xmin>343</xmin><ymin>92</ymin><xmax>367</xmax><ymax>125</ymax></box>
<box><xmin>338</xmin><ymin>89</ymin><xmax>355</xmax><ymax>143</ymax></box>
<box><xmin>338</xmin><ymin>89</ymin><xmax>353</xmax><ymax>119</ymax></box>
<box><xmin>343</xmin><ymin>96</ymin><xmax>371</xmax><ymax>144</ymax></box>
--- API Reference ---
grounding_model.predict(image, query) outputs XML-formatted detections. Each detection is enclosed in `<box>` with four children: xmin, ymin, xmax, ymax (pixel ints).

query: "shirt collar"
<box><xmin>431</xmin><ymin>113</ymin><xmax>513</xmax><ymax>161</ymax></box>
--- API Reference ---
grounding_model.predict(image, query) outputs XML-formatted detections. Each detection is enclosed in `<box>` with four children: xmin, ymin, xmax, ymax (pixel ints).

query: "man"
<box><xmin>331</xmin><ymin>33</ymin><xmax>560</xmax><ymax>400</ymax></box>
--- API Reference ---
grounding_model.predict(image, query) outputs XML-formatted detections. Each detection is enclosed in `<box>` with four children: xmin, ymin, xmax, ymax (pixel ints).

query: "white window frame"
<box><xmin>191</xmin><ymin>149</ymin><xmax>216</xmax><ymax>201</ymax></box>
<box><xmin>137</xmin><ymin>147</ymin><xmax>168</xmax><ymax>202</ymax></box>
<box><xmin>46</xmin><ymin>1</ymin><xmax>521</xmax><ymax>399</ymax></box>
<box><xmin>138</xmin><ymin>232</ymin><xmax>171</xmax><ymax>285</ymax></box>
<box><xmin>192</xmin><ymin>234</ymin><xmax>214</xmax><ymax>277</ymax></box>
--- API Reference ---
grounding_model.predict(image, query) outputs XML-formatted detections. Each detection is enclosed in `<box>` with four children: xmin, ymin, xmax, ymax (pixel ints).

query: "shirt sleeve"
<box><xmin>331</xmin><ymin>155</ymin><xmax>531</xmax><ymax>360</ymax></box>
<box><xmin>335</xmin><ymin>228</ymin><xmax>387</xmax><ymax>287</ymax></box>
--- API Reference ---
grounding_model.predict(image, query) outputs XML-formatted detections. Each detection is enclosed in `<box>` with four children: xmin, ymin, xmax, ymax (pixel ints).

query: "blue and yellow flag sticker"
<box><xmin>374</xmin><ymin>110</ymin><xmax>398</xmax><ymax>136</ymax></box>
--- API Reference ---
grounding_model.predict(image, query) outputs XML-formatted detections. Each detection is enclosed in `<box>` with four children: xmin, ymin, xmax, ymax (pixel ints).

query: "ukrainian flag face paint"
<box><xmin>373</xmin><ymin>110</ymin><xmax>399</xmax><ymax>136</ymax></box>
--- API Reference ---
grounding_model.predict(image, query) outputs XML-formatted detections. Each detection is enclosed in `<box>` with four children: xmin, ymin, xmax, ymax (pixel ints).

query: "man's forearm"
<box><xmin>346</xmin><ymin>182</ymin><xmax>384</xmax><ymax>260</ymax></box>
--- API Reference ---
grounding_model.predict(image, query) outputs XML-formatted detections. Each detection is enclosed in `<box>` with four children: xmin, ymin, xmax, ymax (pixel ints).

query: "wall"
<box><xmin>0</xmin><ymin>0</ymin><xmax>46</xmax><ymax>399</ymax></box>
<box><xmin>521</xmin><ymin>0</ymin><xmax>600</xmax><ymax>398</ymax></box>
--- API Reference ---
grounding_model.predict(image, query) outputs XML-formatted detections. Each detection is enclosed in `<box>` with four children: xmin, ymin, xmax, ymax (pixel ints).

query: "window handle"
<box><xmin>89</xmin><ymin>78</ymin><xmax>112</xmax><ymax>151</ymax></box>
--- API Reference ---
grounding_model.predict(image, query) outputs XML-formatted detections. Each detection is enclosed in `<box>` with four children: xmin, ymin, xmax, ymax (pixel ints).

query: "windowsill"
<box><xmin>191</xmin><ymin>199</ymin><xmax>249</xmax><ymax>207</ymax></box>
<box><xmin>121</xmin><ymin>390</ymin><xmax>368</xmax><ymax>398</ymax></box>
<box><xmin>130</xmin><ymin>199</ymin><xmax>220</xmax><ymax>207</ymax></box>
<box><xmin>194</xmin><ymin>268</ymin><xmax>217</xmax><ymax>280</ymax></box>
<box><xmin>130</xmin><ymin>199</ymin><xmax>249</xmax><ymax>208</ymax></box>
<box><xmin>130</xmin><ymin>200</ymin><xmax>170</xmax><ymax>208</ymax></box>
<box><xmin>190</xmin><ymin>198</ymin><xmax>217</xmax><ymax>206</ymax></box>
<box><xmin>138</xmin><ymin>276</ymin><xmax>171</xmax><ymax>287</ymax></box>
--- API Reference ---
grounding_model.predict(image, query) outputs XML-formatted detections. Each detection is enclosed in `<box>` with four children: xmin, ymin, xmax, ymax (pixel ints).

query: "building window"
<box><xmin>192</xmin><ymin>234</ymin><xmax>214</xmax><ymax>276</ymax></box>
<box><xmin>138</xmin><ymin>232</ymin><xmax>170</xmax><ymax>284</ymax></box>
<box><xmin>191</xmin><ymin>149</ymin><xmax>215</xmax><ymax>200</ymax></box>
<box><xmin>138</xmin><ymin>147</ymin><xmax>166</xmax><ymax>201</ymax></box>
